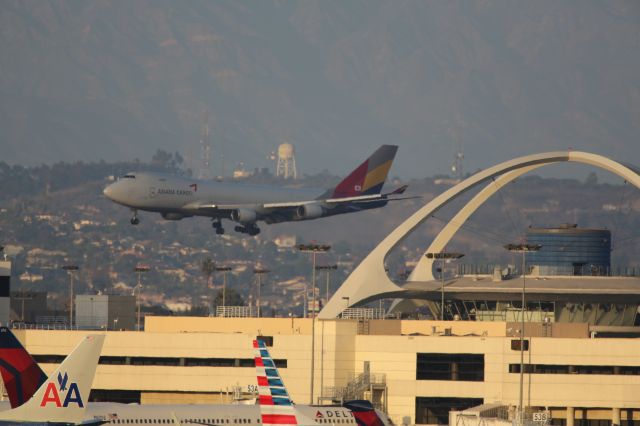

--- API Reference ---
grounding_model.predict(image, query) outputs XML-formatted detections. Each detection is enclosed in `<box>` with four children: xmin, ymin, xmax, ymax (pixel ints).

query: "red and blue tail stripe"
<box><xmin>331</xmin><ymin>145</ymin><xmax>398</xmax><ymax>198</ymax></box>
<box><xmin>254</xmin><ymin>339</ymin><xmax>298</xmax><ymax>426</ymax></box>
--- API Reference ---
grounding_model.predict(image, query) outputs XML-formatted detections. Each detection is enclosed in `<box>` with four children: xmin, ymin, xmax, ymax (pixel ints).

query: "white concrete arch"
<box><xmin>318</xmin><ymin>151</ymin><xmax>640</xmax><ymax>319</ymax></box>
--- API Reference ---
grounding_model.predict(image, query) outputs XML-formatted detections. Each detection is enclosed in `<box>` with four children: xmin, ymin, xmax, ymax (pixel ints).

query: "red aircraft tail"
<box><xmin>0</xmin><ymin>327</ymin><xmax>47</xmax><ymax>408</ymax></box>
<box><xmin>331</xmin><ymin>145</ymin><xmax>398</xmax><ymax>198</ymax></box>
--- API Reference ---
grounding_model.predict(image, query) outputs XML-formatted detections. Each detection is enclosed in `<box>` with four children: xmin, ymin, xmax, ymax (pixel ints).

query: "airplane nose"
<box><xmin>103</xmin><ymin>184</ymin><xmax>114</xmax><ymax>199</ymax></box>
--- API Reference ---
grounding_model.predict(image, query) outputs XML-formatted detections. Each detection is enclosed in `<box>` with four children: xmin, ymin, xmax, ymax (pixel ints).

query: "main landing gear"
<box><xmin>234</xmin><ymin>224</ymin><xmax>261</xmax><ymax>236</ymax></box>
<box><xmin>130</xmin><ymin>211</ymin><xmax>140</xmax><ymax>225</ymax></box>
<box><xmin>212</xmin><ymin>219</ymin><xmax>225</xmax><ymax>235</ymax></box>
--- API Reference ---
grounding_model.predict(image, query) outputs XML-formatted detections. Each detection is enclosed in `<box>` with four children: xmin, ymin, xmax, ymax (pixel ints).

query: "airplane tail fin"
<box><xmin>254</xmin><ymin>339</ymin><xmax>302</xmax><ymax>426</ymax></box>
<box><xmin>330</xmin><ymin>145</ymin><xmax>398</xmax><ymax>198</ymax></box>
<box><xmin>0</xmin><ymin>334</ymin><xmax>105</xmax><ymax>423</ymax></box>
<box><xmin>0</xmin><ymin>327</ymin><xmax>47</xmax><ymax>408</ymax></box>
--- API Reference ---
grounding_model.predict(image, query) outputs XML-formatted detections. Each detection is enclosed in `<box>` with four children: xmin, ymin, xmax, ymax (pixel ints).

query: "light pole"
<box><xmin>62</xmin><ymin>265</ymin><xmax>79</xmax><ymax>328</ymax></box>
<box><xmin>134</xmin><ymin>264</ymin><xmax>150</xmax><ymax>331</ymax></box>
<box><xmin>314</xmin><ymin>264</ymin><xmax>337</xmax><ymax>402</ymax></box>
<box><xmin>504</xmin><ymin>243</ymin><xmax>542</xmax><ymax>426</ymax></box>
<box><xmin>315</xmin><ymin>264</ymin><xmax>337</xmax><ymax>306</ymax></box>
<box><xmin>425</xmin><ymin>252</ymin><xmax>464</xmax><ymax>320</ymax></box>
<box><xmin>214</xmin><ymin>266</ymin><xmax>232</xmax><ymax>315</ymax></box>
<box><xmin>253</xmin><ymin>267</ymin><xmax>270</xmax><ymax>317</ymax></box>
<box><xmin>298</xmin><ymin>243</ymin><xmax>330</xmax><ymax>405</ymax></box>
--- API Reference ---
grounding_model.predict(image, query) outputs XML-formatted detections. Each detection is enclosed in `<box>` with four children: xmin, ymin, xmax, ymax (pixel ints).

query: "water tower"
<box><xmin>276</xmin><ymin>143</ymin><xmax>297</xmax><ymax>179</ymax></box>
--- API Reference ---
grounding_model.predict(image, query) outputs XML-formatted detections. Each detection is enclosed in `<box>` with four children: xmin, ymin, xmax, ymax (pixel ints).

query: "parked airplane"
<box><xmin>0</xmin><ymin>329</ymin><xmax>392</xmax><ymax>426</ymax></box>
<box><xmin>0</xmin><ymin>332</ymin><xmax>104</xmax><ymax>424</ymax></box>
<box><xmin>103</xmin><ymin>145</ymin><xmax>409</xmax><ymax>235</ymax></box>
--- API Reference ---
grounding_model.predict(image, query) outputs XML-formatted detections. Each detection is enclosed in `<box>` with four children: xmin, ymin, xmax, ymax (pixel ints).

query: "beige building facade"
<box><xmin>12</xmin><ymin>317</ymin><xmax>640</xmax><ymax>426</ymax></box>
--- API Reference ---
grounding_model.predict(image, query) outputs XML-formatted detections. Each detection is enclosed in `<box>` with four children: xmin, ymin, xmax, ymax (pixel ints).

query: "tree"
<box><xmin>201</xmin><ymin>257</ymin><xmax>215</xmax><ymax>289</ymax></box>
<box><xmin>213</xmin><ymin>288</ymin><xmax>245</xmax><ymax>307</ymax></box>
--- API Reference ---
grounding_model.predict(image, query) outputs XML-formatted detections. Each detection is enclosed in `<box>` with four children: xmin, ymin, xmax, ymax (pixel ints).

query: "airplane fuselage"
<box><xmin>84</xmin><ymin>403</ymin><xmax>372</xmax><ymax>426</ymax></box>
<box><xmin>104</xmin><ymin>172</ymin><xmax>321</xmax><ymax>215</ymax></box>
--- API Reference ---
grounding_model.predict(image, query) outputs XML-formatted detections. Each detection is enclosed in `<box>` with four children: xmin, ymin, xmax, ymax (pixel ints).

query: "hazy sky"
<box><xmin>1</xmin><ymin>1</ymin><xmax>639</xmax><ymax>181</ymax></box>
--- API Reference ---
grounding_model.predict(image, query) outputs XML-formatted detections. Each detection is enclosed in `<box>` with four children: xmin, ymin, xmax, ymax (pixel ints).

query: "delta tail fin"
<box><xmin>0</xmin><ymin>327</ymin><xmax>47</xmax><ymax>408</ymax></box>
<box><xmin>0</xmin><ymin>333</ymin><xmax>105</xmax><ymax>423</ymax></box>
<box><xmin>330</xmin><ymin>145</ymin><xmax>398</xmax><ymax>199</ymax></box>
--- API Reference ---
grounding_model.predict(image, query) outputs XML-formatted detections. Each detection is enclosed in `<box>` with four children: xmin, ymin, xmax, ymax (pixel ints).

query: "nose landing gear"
<box><xmin>130</xmin><ymin>211</ymin><xmax>140</xmax><ymax>225</ymax></box>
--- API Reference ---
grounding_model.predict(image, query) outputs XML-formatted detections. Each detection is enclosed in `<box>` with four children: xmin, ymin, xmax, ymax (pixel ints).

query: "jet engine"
<box><xmin>231</xmin><ymin>208</ymin><xmax>257</xmax><ymax>224</ymax></box>
<box><xmin>295</xmin><ymin>203</ymin><xmax>325</xmax><ymax>220</ymax></box>
<box><xmin>161</xmin><ymin>212</ymin><xmax>189</xmax><ymax>220</ymax></box>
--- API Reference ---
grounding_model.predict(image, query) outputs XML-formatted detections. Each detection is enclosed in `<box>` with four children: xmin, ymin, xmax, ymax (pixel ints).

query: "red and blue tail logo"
<box><xmin>39</xmin><ymin>371</ymin><xmax>84</xmax><ymax>408</ymax></box>
<box><xmin>331</xmin><ymin>145</ymin><xmax>398</xmax><ymax>198</ymax></box>
<box><xmin>0</xmin><ymin>327</ymin><xmax>47</xmax><ymax>408</ymax></box>
<box><xmin>254</xmin><ymin>339</ymin><xmax>297</xmax><ymax>426</ymax></box>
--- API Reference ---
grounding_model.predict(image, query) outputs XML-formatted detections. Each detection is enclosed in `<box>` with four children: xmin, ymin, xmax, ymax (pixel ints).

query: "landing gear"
<box><xmin>130</xmin><ymin>211</ymin><xmax>140</xmax><ymax>225</ymax></box>
<box><xmin>212</xmin><ymin>219</ymin><xmax>225</xmax><ymax>235</ymax></box>
<box><xmin>234</xmin><ymin>224</ymin><xmax>261</xmax><ymax>236</ymax></box>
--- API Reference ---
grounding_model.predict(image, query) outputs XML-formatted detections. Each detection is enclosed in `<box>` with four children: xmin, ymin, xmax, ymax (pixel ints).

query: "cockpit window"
<box><xmin>123</xmin><ymin>174</ymin><xmax>136</xmax><ymax>179</ymax></box>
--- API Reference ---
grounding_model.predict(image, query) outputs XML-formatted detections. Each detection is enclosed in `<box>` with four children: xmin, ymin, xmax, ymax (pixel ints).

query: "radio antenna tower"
<box><xmin>451</xmin><ymin>146</ymin><xmax>464</xmax><ymax>180</ymax></box>
<box><xmin>198</xmin><ymin>112</ymin><xmax>212</xmax><ymax>180</ymax></box>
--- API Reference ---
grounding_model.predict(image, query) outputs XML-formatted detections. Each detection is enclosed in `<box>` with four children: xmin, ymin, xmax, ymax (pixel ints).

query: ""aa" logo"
<box><xmin>39</xmin><ymin>372</ymin><xmax>84</xmax><ymax>408</ymax></box>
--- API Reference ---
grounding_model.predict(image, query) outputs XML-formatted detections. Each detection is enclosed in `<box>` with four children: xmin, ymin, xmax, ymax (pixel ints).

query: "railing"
<box><xmin>215</xmin><ymin>306</ymin><xmax>258</xmax><ymax>318</ymax></box>
<box><xmin>325</xmin><ymin>371</ymin><xmax>386</xmax><ymax>407</ymax></box>
<box><xmin>340</xmin><ymin>308</ymin><xmax>385</xmax><ymax>320</ymax></box>
<box><xmin>458</xmin><ymin>263</ymin><xmax>640</xmax><ymax>277</ymax></box>
<box><xmin>11</xmin><ymin>321</ymin><xmax>79</xmax><ymax>331</ymax></box>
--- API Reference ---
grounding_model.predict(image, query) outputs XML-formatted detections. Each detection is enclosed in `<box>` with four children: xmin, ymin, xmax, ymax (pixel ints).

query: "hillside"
<box><xmin>2</xmin><ymin>160</ymin><xmax>640</xmax><ymax>314</ymax></box>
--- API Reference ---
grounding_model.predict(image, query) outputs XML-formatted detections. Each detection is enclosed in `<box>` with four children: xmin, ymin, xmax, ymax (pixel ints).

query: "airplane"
<box><xmin>0</xmin><ymin>329</ymin><xmax>392</xmax><ymax>426</ymax></box>
<box><xmin>103</xmin><ymin>145</ymin><xmax>410</xmax><ymax>235</ymax></box>
<box><xmin>252</xmin><ymin>339</ymin><xmax>390</xmax><ymax>426</ymax></box>
<box><xmin>0</xmin><ymin>332</ymin><xmax>105</xmax><ymax>424</ymax></box>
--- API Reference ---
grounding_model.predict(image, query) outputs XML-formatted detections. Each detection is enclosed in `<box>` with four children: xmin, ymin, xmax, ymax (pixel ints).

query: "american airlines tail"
<box><xmin>0</xmin><ymin>333</ymin><xmax>105</xmax><ymax>423</ymax></box>
<box><xmin>0</xmin><ymin>326</ymin><xmax>47</xmax><ymax>408</ymax></box>
<box><xmin>253</xmin><ymin>340</ymin><xmax>390</xmax><ymax>426</ymax></box>
<box><xmin>254</xmin><ymin>339</ymin><xmax>315</xmax><ymax>426</ymax></box>
<box><xmin>330</xmin><ymin>145</ymin><xmax>398</xmax><ymax>199</ymax></box>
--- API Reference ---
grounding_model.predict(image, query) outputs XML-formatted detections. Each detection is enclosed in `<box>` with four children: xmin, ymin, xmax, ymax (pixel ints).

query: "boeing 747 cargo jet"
<box><xmin>103</xmin><ymin>145</ymin><xmax>409</xmax><ymax>235</ymax></box>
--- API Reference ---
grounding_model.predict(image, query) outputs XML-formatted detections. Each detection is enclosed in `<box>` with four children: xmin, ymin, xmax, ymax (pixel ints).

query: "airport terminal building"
<box><xmin>12</xmin><ymin>316</ymin><xmax>640</xmax><ymax>426</ymax></box>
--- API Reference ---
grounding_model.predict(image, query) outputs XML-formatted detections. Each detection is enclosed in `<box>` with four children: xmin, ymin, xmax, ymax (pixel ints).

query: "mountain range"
<box><xmin>1</xmin><ymin>1</ymin><xmax>639</xmax><ymax>178</ymax></box>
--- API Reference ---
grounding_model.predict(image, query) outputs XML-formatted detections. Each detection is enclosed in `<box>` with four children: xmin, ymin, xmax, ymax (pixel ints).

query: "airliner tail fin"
<box><xmin>0</xmin><ymin>327</ymin><xmax>47</xmax><ymax>408</ymax></box>
<box><xmin>331</xmin><ymin>145</ymin><xmax>398</xmax><ymax>199</ymax></box>
<box><xmin>0</xmin><ymin>334</ymin><xmax>105</xmax><ymax>423</ymax></box>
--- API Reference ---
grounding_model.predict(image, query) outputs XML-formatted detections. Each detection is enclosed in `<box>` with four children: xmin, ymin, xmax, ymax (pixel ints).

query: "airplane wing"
<box><xmin>185</xmin><ymin>185</ymin><xmax>417</xmax><ymax>218</ymax></box>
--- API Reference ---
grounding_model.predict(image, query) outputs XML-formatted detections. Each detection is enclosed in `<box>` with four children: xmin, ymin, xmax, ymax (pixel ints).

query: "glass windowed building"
<box><xmin>526</xmin><ymin>224</ymin><xmax>611</xmax><ymax>276</ymax></box>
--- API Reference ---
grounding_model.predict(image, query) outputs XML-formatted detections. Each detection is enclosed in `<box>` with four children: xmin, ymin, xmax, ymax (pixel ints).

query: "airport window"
<box><xmin>509</xmin><ymin>363</ymin><xmax>640</xmax><ymax>375</ymax></box>
<box><xmin>130</xmin><ymin>356</ymin><xmax>181</xmax><ymax>366</ymax></box>
<box><xmin>416</xmin><ymin>397</ymin><xmax>483</xmax><ymax>425</ymax></box>
<box><xmin>89</xmin><ymin>389</ymin><xmax>141</xmax><ymax>403</ymax></box>
<box><xmin>33</xmin><ymin>354</ymin><xmax>65</xmax><ymax>364</ymax></box>
<box><xmin>34</xmin><ymin>354</ymin><xmax>287</xmax><ymax>370</ymax></box>
<box><xmin>100</xmin><ymin>356</ymin><xmax>128</xmax><ymax>365</ymax></box>
<box><xmin>416</xmin><ymin>353</ymin><xmax>484</xmax><ymax>381</ymax></box>
<box><xmin>257</xmin><ymin>336</ymin><xmax>274</xmax><ymax>346</ymax></box>
<box><xmin>184</xmin><ymin>357</ymin><xmax>235</xmax><ymax>367</ymax></box>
